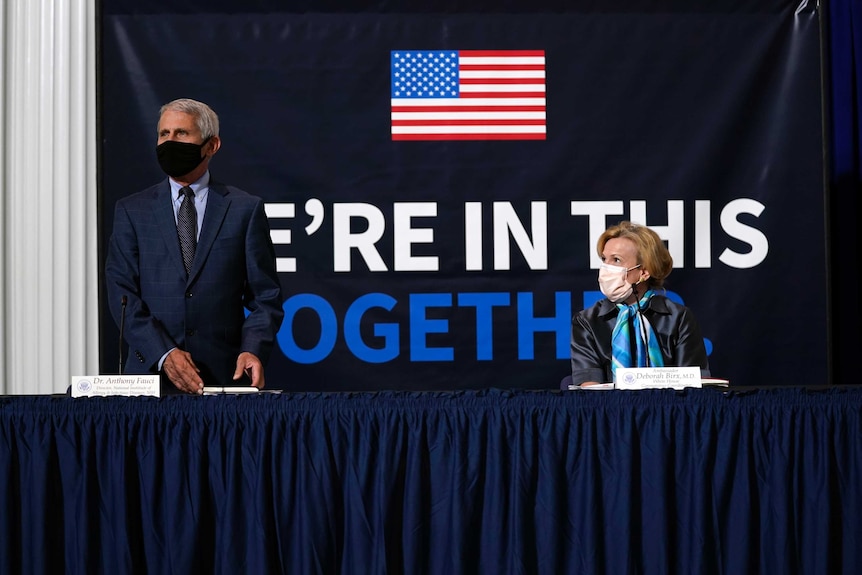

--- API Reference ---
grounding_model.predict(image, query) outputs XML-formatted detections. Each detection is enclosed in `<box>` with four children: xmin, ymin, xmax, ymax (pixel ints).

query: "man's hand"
<box><xmin>163</xmin><ymin>349</ymin><xmax>204</xmax><ymax>394</ymax></box>
<box><xmin>234</xmin><ymin>352</ymin><xmax>265</xmax><ymax>389</ymax></box>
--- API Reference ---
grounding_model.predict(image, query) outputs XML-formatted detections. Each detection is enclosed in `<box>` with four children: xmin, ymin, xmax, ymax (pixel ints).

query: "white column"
<box><xmin>0</xmin><ymin>0</ymin><xmax>5</xmax><ymax>392</ymax></box>
<box><xmin>1</xmin><ymin>0</ymin><xmax>98</xmax><ymax>394</ymax></box>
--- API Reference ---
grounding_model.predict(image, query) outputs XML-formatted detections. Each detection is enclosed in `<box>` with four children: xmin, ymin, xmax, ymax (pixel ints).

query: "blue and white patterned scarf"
<box><xmin>611</xmin><ymin>289</ymin><xmax>665</xmax><ymax>380</ymax></box>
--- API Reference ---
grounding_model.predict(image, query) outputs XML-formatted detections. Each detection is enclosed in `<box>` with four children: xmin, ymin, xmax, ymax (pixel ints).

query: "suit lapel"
<box><xmin>189</xmin><ymin>181</ymin><xmax>230</xmax><ymax>283</ymax></box>
<box><xmin>154</xmin><ymin>181</ymin><xmax>188</xmax><ymax>278</ymax></box>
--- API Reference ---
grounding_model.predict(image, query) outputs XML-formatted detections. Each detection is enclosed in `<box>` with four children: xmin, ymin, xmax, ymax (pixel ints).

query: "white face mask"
<box><xmin>598</xmin><ymin>263</ymin><xmax>641</xmax><ymax>303</ymax></box>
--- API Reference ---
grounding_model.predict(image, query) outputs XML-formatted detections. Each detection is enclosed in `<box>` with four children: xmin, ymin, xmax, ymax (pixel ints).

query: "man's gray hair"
<box><xmin>159</xmin><ymin>98</ymin><xmax>220</xmax><ymax>140</ymax></box>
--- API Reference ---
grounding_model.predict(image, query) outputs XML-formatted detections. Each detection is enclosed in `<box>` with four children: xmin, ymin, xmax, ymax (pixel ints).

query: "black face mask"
<box><xmin>156</xmin><ymin>139</ymin><xmax>208</xmax><ymax>178</ymax></box>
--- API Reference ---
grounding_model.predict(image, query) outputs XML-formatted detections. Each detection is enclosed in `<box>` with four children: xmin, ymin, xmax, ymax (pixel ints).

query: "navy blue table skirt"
<box><xmin>1</xmin><ymin>387</ymin><xmax>860</xmax><ymax>574</ymax></box>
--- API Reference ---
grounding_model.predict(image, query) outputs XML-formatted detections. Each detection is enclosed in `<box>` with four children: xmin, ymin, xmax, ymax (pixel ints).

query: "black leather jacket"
<box><xmin>570</xmin><ymin>294</ymin><xmax>710</xmax><ymax>385</ymax></box>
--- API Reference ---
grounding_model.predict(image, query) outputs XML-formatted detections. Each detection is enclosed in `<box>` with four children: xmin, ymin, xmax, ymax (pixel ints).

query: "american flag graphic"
<box><xmin>390</xmin><ymin>50</ymin><xmax>546</xmax><ymax>141</ymax></box>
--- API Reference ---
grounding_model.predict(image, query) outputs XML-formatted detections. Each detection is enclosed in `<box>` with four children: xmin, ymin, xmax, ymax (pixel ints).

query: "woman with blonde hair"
<box><xmin>570</xmin><ymin>221</ymin><xmax>710</xmax><ymax>386</ymax></box>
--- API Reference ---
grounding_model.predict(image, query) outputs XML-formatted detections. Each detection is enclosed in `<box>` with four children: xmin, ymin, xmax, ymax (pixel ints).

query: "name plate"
<box><xmin>71</xmin><ymin>375</ymin><xmax>161</xmax><ymax>398</ymax></box>
<box><xmin>615</xmin><ymin>366</ymin><xmax>702</xmax><ymax>390</ymax></box>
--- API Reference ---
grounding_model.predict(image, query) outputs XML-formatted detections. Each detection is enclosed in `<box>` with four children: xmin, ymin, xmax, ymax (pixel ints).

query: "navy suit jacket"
<box><xmin>105</xmin><ymin>177</ymin><xmax>284</xmax><ymax>390</ymax></box>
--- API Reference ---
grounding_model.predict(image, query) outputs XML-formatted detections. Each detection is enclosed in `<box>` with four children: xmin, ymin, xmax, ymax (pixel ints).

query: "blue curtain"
<box><xmin>829</xmin><ymin>0</ymin><xmax>862</xmax><ymax>384</ymax></box>
<box><xmin>2</xmin><ymin>388</ymin><xmax>862</xmax><ymax>574</ymax></box>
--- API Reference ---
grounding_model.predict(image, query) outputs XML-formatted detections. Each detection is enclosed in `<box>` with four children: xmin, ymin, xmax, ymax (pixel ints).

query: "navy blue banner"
<box><xmin>99</xmin><ymin>2</ymin><xmax>826</xmax><ymax>390</ymax></box>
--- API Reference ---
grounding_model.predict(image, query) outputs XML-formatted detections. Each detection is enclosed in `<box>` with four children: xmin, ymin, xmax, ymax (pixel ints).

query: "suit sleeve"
<box><xmin>239</xmin><ymin>198</ymin><xmax>284</xmax><ymax>363</ymax></box>
<box><xmin>105</xmin><ymin>200</ymin><xmax>176</xmax><ymax>370</ymax></box>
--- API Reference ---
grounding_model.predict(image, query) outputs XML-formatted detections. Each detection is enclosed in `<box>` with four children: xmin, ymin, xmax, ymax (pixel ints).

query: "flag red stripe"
<box><xmin>459</xmin><ymin>78</ymin><xmax>546</xmax><ymax>85</ymax></box>
<box><xmin>459</xmin><ymin>64</ymin><xmax>545</xmax><ymax>71</ymax></box>
<box><xmin>459</xmin><ymin>92</ymin><xmax>545</xmax><ymax>99</ymax></box>
<box><xmin>392</xmin><ymin>133</ymin><xmax>547</xmax><ymax>141</ymax></box>
<box><xmin>458</xmin><ymin>50</ymin><xmax>545</xmax><ymax>57</ymax></box>
<box><xmin>392</xmin><ymin>119</ymin><xmax>546</xmax><ymax>126</ymax></box>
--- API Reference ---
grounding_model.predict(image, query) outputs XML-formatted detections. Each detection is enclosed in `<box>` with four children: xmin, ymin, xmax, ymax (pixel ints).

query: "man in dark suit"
<box><xmin>106</xmin><ymin>98</ymin><xmax>284</xmax><ymax>394</ymax></box>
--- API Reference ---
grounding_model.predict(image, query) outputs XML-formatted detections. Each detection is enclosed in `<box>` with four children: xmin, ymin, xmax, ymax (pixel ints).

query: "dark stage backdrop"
<box><xmin>98</xmin><ymin>0</ymin><xmax>827</xmax><ymax>391</ymax></box>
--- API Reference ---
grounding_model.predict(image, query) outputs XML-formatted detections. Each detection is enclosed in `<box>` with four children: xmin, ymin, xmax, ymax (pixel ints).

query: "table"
<box><xmin>2</xmin><ymin>387</ymin><xmax>860</xmax><ymax>574</ymax></box>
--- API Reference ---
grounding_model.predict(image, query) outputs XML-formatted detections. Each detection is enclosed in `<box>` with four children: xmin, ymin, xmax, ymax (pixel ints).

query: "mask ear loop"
<box><xmin>632</xmin><ymin>270</ymin><xmax>645</xmax><ymax>304</ymax></box>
